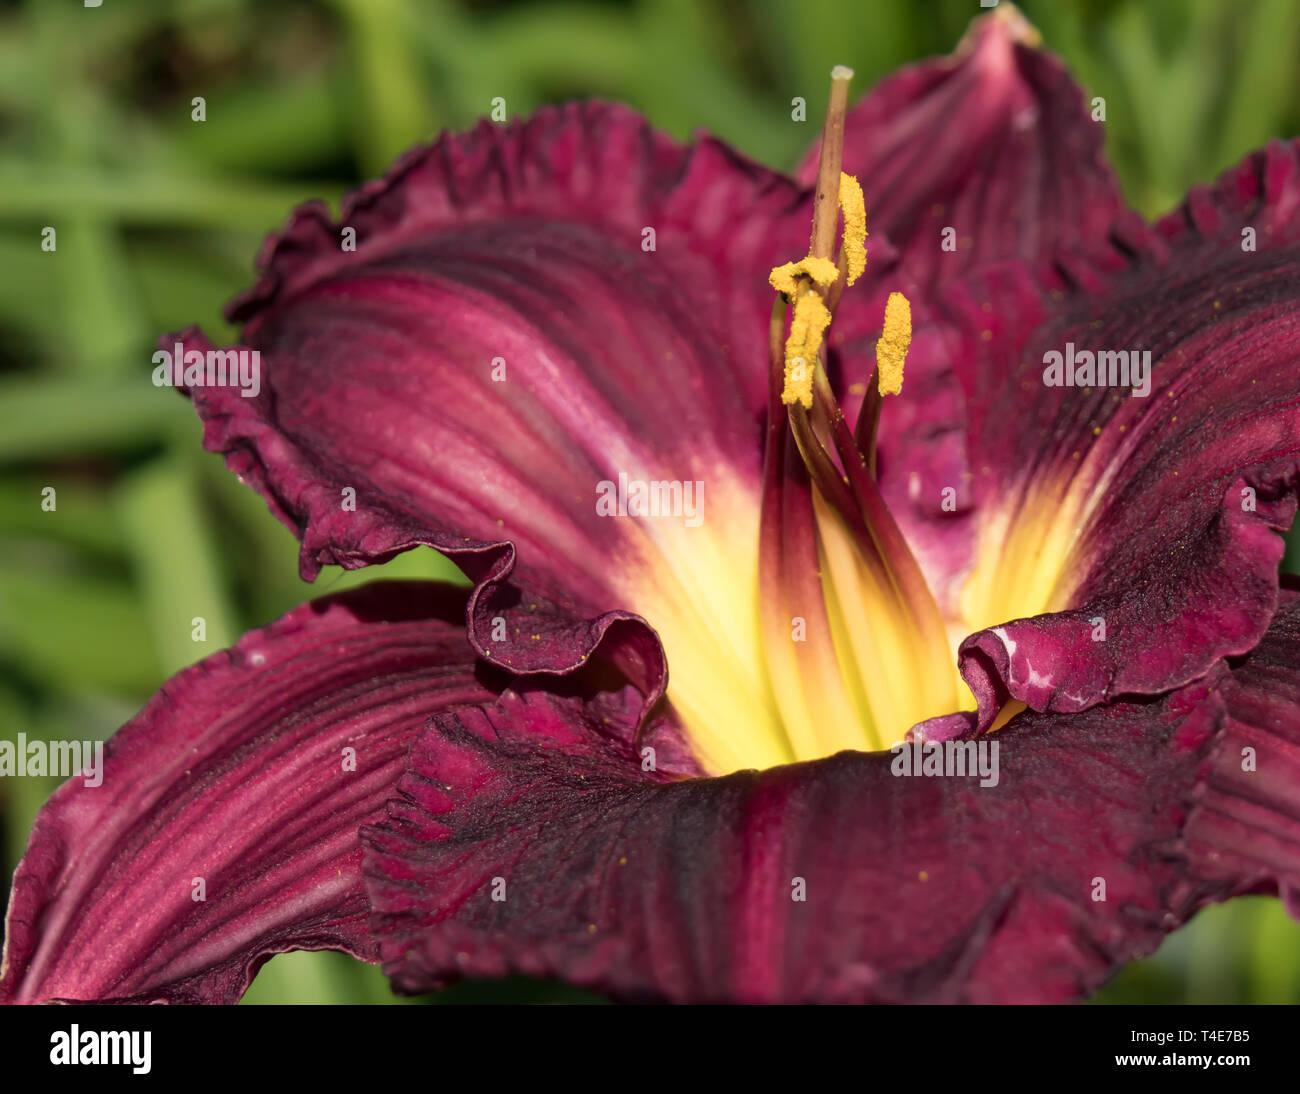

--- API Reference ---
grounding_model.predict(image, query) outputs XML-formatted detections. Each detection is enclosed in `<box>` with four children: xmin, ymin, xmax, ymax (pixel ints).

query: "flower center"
<box><xmin>754</xmin><ymin>67</ymin><xmax>969</xmax><ymax>759</ymax></box>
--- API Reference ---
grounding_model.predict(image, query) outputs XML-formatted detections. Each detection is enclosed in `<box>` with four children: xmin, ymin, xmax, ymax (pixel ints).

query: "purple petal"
<box><xmin>361</xmin><ymin>655</ymin><xmax>1275</xmax><ymax>1003</ymax></box>
<box><xmin>1</xmin><ymin>583</ymin><xmax>494</xmax><ymax>1003</ymax></box>
<box><xmin>803</xmin><ymin>11</ymin><xmax>1161</xmax><ymax>627</ymax></box>
<box><xmin>851</xmin><ymin>139</ymin><xmax>1300</xmax><ymax>730</ymax></box>
<box><xmin>805</xmin><ymin>8</ymin><xmax>1148</xmax><ymax>298</ymax></box>
<box><xmin>946</xmin><ymin>138</ymin><xmax>1300</xmax><ymax>725</ymax></box>
<box><xmin>169</xmin><ymin>103</ymin><xmax>810</xmax><ymax>727</ymax></box>
<box><xmin>1184</xmin><ymin>583</ymin><xmax>1300</xmax><ymax>914</ymax></box>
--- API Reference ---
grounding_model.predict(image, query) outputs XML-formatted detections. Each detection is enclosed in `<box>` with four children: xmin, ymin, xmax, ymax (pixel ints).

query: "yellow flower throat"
<box><xmin>614</xmin><ymin>64</ymin><xmax>1082</xmax><ymax>775</ymax></box>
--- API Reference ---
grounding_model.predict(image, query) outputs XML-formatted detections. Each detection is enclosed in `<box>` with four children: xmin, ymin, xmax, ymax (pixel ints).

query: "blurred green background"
<box><xmin>1</xmin><ymin>0</ymin><xmax>1299</xmax><ymax>1005</ymax></box>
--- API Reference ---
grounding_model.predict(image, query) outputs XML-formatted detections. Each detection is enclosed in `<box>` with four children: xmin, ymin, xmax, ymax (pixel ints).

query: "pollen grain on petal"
<box><xmin>837</xmin><ymin>173</ymin><xmax>867</xmax><ymax>286</ymax></box>
<box><xmin>876</xmin><ymin>291</ymin><xmax>912</xmax><ymax>396</ymax></box>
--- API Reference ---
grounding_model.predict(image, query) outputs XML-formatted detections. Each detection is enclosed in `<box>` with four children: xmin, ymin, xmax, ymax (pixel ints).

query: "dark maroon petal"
<box><xmin>0</xmin><ymin>582</ymin><xmax>496</xmax><ymax>1004</ymax></box>
<box><xmin>845</xmin><ymin>138</ymin><xmax>1300</xmax><ymax>731</ymax></box>
<box><xmin>361</xmin><ymin>664</ymin><xmax>1260</xmax><ymax>1004</ymax></box>
<box><xmin>168</xmin><ymin>103</ymin><xmax>810</xmax><ymax>719</ymax></box>
<box><xmin>942</xmin><ymin>137</ymin><xmax>1300</xmax><ymax>726</ymax></box>
<box><xmin>804</xmin><ymin>9</ymin><xmax>1161</xmax><ymax>622</ymax></box>
<box><xmin>1155</xmin><ymin>139</ymin><xmax>1300</xmax><ymax>253</ymax></box>
<box><xmin>805</xmin><ymin>8</ymin><xmax>1149</xmax><ymax>300</ymax></box>
<box><xmin>1184</xmin><ymin>585</ymin><xmax>1300</xmax><ymax>914</ymax></box>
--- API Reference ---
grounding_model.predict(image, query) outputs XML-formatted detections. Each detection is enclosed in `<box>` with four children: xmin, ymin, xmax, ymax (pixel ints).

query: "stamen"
<box><xmin>768</xmin><ymin>256</ymin><xmax>839</xmax><ymax>299</ymax></box>
<box><xmin>769</xmin><ymin>63</ymin><xmax>858</xmax><ymax>410</ymax></box>
<box><xmin>837</xmin><ymin>173</ymin><xmax>867</xmax><ymax>286</ymax></box>
<box><xmin>756</xmin><ymin>63</ymin><xmax>961</xmax><ymax>757</ymax></box>
<box><xmin>854</xmin><ymin>376</ymin><xmax>883</xmax><ymax>477</ymax></box>
<box><xmin>758</xmin><ymin>298</ymin><xmax>860</xmax><ymax>761</ymax></box>
<box><xmin>854</xmin><ymin>292</ymin><xmax>912</xmax><ymax>474</ymax></box>
<box><xmin>781</xmin><ymin>290</ymin><xmax>832</xmax><ymax>408</ymax></box>
<box><xmin>876</xmin><ymin>292</ymin><xmax>912</xmax><ymax>396</ymax></box>
<box><xmin>810</xmin><ymin>367</ymin><xmax>955</xmax><ymax>712</ymax></box>
<box><xmin>769</xmin><ymin>258</ymin><xmax>839</xmax><ymax>408</ymax></box>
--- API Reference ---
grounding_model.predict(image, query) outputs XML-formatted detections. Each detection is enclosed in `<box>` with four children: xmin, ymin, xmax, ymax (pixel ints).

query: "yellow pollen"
<box><xmin>837</xmin><ymin>173</ymin><xmax>867</xmax><ymax>286</ymax></box>
<box><xmin>768</xmin><ymin>256</ymin><xmax>838</xmax><ymax>299</ymax></box>
<box><xmin>876</xmin><ymin>291</ymin><xmax>911</xmax><ymax>396</ymax></box>
<box><xmin>781</xmin><ymin>289</ymin><xmax>832</xmax><ymax>408</ymax></box>
<box><xmin>769</xmin><ymin>257</ymin><xmax>839</xmax><ymax>408</ymax></box>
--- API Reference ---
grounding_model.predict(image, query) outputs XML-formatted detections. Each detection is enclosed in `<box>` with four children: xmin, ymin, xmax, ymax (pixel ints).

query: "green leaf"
<box><xmin>326</xmin><ymin>0</ymin><xmax>439</xmax><ymax>175</ymax></box>
<box><xmin>0</xmin><ymin>568</ymin><xmax>159</xmax><ymax>695</ymax></box>
<box><xmin>1215</xmin><ymin>0</ymin><xmax>1300</xmax><ymax>171</ymax></box>
<box><xmin>0</xmin><ymin>377</ymin><xmax>192</xmax><ymax>462</ymax></box>
<box><xmin>114</xmin><ymin>453</ymin><xmax>238</xmax><ymax>675</ymax></box>
<box><xmin>0</xmin><ymin>164</ymin><xmax>333</xmax><ymax>231</ymax></box>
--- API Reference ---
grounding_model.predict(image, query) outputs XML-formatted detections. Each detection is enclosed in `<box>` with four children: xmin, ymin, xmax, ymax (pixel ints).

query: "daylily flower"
<box><xmin>4</xmin><ymin>7</ymin><xmax>1300</xmax><ymax>1005</ymax></box>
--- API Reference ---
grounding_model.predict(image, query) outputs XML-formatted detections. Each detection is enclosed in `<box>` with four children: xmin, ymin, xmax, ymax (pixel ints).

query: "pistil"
<box><xmin>808</xmin><ymin>66</ymin><xmax>854</xmax><ymax>262</ymax></box>
<box><xmin>758</xmin><ymin>66</ymin><xmax>964</xmax><ymax>755</ymax></box>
